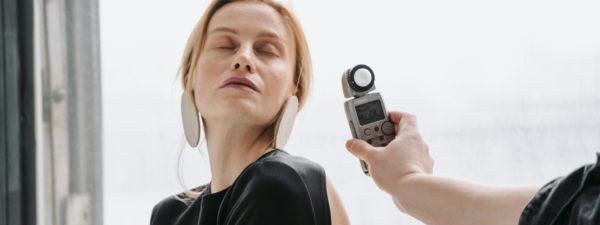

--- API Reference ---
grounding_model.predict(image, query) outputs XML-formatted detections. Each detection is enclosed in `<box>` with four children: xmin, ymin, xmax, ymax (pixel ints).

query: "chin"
<box><xmin>213</xmin><ymin>101</ymin><xmax>272</xmax><ymax>123</ymax></box>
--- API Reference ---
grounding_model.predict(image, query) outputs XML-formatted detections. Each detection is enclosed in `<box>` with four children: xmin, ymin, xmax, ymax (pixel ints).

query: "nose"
<box><xmin>231</xmin><ymin>46</ymin><xmax>255</xmax><ymax>74</ymax></box>
<box><xmin>233</xmin><ymin>62</ymin><xmax>253</xmax><ymax>73</ymax></box>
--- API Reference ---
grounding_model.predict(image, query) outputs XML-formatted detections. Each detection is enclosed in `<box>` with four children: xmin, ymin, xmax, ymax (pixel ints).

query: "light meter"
<box><xmin>342</xmin><ymin>64</ymin><xmax>395</xmax><ymax>176</ymax></box>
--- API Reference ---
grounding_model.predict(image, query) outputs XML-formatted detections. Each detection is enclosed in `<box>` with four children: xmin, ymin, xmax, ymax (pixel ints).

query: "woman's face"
<box><xmin>192</xmin><ymin>1</ymin><xmax>297</xmax><ymax>128</ymax></box>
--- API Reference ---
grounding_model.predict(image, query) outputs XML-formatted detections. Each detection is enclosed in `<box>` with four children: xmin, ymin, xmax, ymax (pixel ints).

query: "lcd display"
<box><xmin>355</xmin><ymin>100</ymin><xmax>385</xmax><ymax>125</ymax></box>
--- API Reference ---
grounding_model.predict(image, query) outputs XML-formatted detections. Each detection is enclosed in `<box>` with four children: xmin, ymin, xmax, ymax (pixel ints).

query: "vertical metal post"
<box><xmin>37</xmin><ymin>0</ymin><xmax>103</xmax><ymax>224</ymax></box>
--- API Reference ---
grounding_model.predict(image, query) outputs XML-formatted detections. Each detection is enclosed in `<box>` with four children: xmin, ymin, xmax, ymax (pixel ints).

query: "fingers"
<box><xmin>388</xmin><ymin>111</ymin><xmax>404</xmax><ymax>124</ymax></box>
<box><xmin>345</xmin><ymin>139</ymin><xmax>380</xmax><ymax>162</ymax></box>
<box><xmin>389</xmin><ymin>111</ymin><xmax>418</xmax><ymax>134</ymax></box>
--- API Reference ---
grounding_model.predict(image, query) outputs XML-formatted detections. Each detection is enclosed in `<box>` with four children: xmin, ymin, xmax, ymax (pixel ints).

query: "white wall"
<box><xmin>100</xmin><ymin>0</ymin><xmax>600</xmax><ymax>224</ymax></box>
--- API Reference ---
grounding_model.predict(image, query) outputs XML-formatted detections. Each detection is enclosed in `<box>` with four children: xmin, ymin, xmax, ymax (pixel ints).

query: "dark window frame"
<box><xmin>1</xmin><ymin>0</ymin><xmax>36</xmax><ymax>224</ymax></box>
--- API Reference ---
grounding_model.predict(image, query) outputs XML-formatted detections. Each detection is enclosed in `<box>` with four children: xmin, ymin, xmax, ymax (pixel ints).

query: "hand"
<box><xmin>346</xmin><ymin>113</ymin><xmax>541</xmax><ymax>225</ymax></box>
<box><xmin>345</xmin><ymin>112</ymin><xmax>433</xmax><ymax>199</ymax></box>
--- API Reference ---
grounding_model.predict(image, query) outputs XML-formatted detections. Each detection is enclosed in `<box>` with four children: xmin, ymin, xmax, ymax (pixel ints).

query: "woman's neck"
<box><xmin>204</xmin><ymin>119</ymin><xmax>273</xmax><ymax>193</ymax></box>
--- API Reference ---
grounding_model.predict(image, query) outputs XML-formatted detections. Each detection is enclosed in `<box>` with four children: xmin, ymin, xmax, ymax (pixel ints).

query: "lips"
<box><xmin>220</xmin><ymin>77</ymin><xmax>260</xmax><ymax>93</ymax></box>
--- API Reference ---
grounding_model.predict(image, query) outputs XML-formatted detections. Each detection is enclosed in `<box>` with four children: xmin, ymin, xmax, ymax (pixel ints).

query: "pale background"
<box><xmin>100</xmin><ymin>0</ymin><xmax>600</xmax><ymax>224</ymax></box>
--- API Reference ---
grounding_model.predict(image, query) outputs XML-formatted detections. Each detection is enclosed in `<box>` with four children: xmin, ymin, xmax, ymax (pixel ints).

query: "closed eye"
<box><xmin>256</xmin><ymin>44</ymin><xmax>280</xmax><ymax>57</ymax></box>
<box><xmin>206</xmin><ymin>34</ymin><xmax>237</xmax><ymax>51</ymax></box>
<box><xmin>216</xmin><ymin>45</ymin><xmax>236</xmax><ymax>50</ymax></box>
<box><xmin>257</xmin><ymin>49</ymin><xmax>277</xmax><ymax>57</ymax></box>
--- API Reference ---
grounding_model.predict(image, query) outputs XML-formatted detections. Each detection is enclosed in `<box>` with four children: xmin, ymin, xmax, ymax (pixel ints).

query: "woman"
<box><xmin>150</xmin><ymin>0</ymin><xmax>350</xmax><ymax>224</ymax></box>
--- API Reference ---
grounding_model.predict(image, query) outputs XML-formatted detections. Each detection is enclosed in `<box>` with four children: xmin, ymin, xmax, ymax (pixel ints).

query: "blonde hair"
<box><xmin>177</xmin><ymin>0</ymin><xmax>312</xmax><ymax>198</ymax></box>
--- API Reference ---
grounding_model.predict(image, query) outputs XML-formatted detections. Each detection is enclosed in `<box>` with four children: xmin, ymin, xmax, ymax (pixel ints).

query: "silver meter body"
<box><xmin>342</xmin><ymin>64</ymin><xmax>395</xmax><ymax>176</ymax></box>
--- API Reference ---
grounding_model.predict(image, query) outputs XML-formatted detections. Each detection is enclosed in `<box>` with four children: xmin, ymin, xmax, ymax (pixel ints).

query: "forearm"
<box><xmin>389</xmin><ymin>174</ymin><xmax>540</xmax><ymax>225</ymax></box>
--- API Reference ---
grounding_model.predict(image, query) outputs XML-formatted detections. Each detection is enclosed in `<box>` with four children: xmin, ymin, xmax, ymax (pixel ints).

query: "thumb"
<box><xmin>345</xmin><ymin>139</ymin><xmax>378</xmax><ymax>162</ymax></box>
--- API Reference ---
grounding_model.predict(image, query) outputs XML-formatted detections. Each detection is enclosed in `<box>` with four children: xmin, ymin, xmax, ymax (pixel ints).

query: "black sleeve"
<box><xmin>519</xmin><ymin>153</ymin><xmax>600</xmax><ymax>225</ymax></box>
<box><xmin>150</xmin><ymin>196</ymin><xmax>188</xmax><ymax>225</ymax></box>
<box><xmin>222</xmin><ymin>160</ymin><xmax>330</xmax><ymax>225</ymax></box>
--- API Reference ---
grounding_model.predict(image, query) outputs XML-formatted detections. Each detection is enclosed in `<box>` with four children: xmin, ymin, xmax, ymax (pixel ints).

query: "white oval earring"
<box><xmin>181</xmin><ymin>91</ymin><xmax>201</xmax><ymax>147</ymax></box>
<box><xmin>274</xmin><ymin>96</ymin><xmax>299</xmax><ymax>149</ymax></box>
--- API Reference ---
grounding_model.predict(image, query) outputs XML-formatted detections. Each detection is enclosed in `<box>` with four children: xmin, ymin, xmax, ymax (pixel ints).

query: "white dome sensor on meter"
<box><xmin>342</xmin><ymin>64</ymin><xmax>375</xmax><ymax>98</ymax></box>
<box><xmin>354</xmin><ymin>68</ymin><xmax>372</xmax><ymax>88</ymax></box>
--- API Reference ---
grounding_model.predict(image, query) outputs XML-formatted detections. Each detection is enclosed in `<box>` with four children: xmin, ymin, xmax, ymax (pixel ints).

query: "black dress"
<box><xmin>150</xmin><ymin>149</ymin><xmax>331</xmax><ymax>225</ymax></box>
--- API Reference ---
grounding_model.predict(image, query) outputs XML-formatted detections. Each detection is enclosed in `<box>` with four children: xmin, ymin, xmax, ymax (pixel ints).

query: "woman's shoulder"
<box><xmin>241</xmin><ymin>149</ymin><xmax>326</xmax><ymax>187</ymax></box>
<box><xmin>150</xmin><ymin>185</ymin><xmax>208</xmax><ymax>225</ymax></box>
<box><xmin>223</xmin><ymin>149</ymin><xmax>331</xmax><ymax>224</ymax></box>
<box><xmin>259</xmin><ymin>149</ymin><xmax>325</xmax><ymax>173</ymax></box>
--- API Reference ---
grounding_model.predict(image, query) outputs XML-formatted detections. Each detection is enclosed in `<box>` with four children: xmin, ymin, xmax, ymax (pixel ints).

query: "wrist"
<box><xmin>382</xmin><ymin>168</ymin><xmax>426</xmax><ymax>192</ymax></box>
<box><xmin>387</xmin><ymin>172</ymin><xmax>429</xmax><ymax>210</ymax></box>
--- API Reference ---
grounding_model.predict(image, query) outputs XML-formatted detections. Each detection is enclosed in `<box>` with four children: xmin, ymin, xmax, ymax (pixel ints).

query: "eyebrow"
<box><xmin>208</xmin><ymin>26</ymin><xmax>287</xmax><ymax>44</ymax></box>
<box><xmin>209</xmin><ymin>27</ymin><xmax>238</xmax><ymax>35</ymax></box>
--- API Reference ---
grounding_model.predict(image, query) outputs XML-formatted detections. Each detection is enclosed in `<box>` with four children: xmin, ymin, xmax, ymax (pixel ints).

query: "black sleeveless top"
<box><xmin>150</xmin><ymin>149</ymin><xmax>331</xmax><ymax>225</ymax></box>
